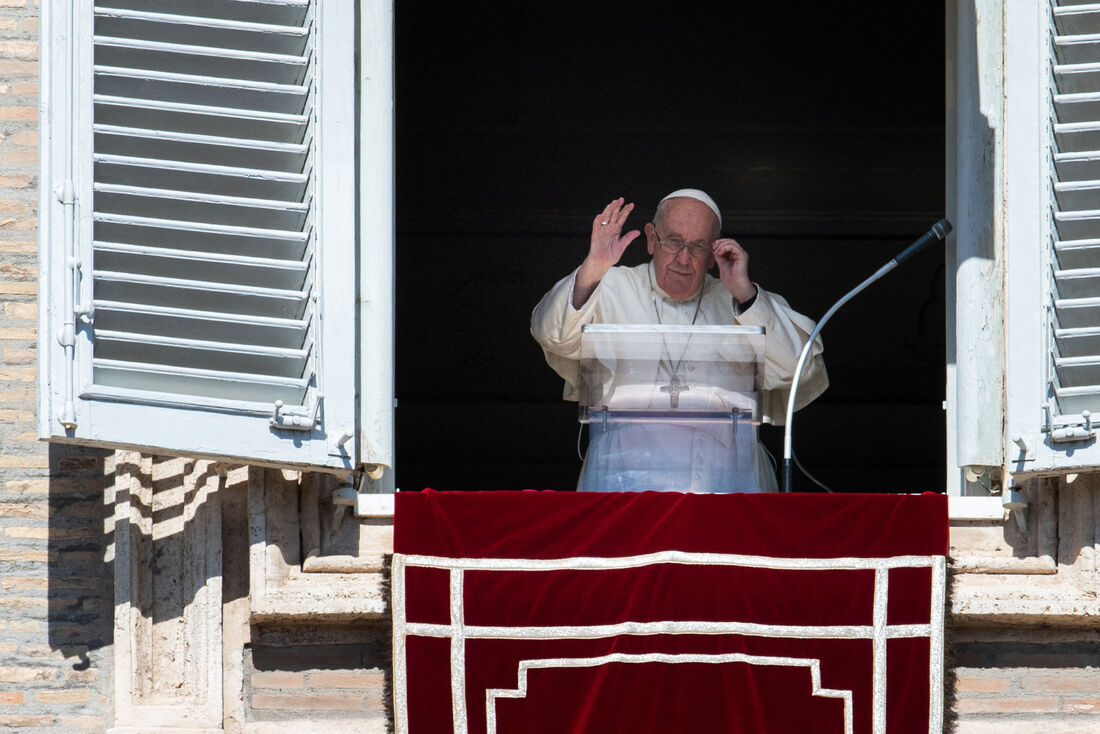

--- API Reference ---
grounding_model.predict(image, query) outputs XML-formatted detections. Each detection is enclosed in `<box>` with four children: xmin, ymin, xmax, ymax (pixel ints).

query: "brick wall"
<box><xmin>951</xmin><ymin>629</ymin><xmax>1100</xmax><ymax>733</ymax></box>
<box><xmin>245</xmin><ymin>623</ymin><xmax>390</xmax><ymax>731</ymax></box>
<box><xmin>3</xmin><ymin>1</ymin><xmax>1099</xmax><ymax>733</ymax></box>
<box><xmin>0</xmin><ymin>2</ymin><xmax>113</xmax><ymax>731</ymax></box>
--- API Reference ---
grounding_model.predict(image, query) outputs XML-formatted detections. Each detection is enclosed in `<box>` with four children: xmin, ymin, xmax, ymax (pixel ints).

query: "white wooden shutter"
<box><xmin>39</xmin><ymin>0</ymin><xmax>377</xmax><ymax>472</ymax></box>
<box><xmin>1004</xmin><ymin>0</ymin><xmax>1100</xmax><ymax>473</ymax></box>
<box><xmin>1050</xmin><ymin>3</ymin><xmax>1100</xmax><ymax>418</ymax></box>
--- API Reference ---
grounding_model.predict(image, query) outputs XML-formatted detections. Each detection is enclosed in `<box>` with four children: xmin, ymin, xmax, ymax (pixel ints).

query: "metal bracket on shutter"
<box><xmin>330</xmin><ymin>468</ymin><xmax>393</xmax><ymax>529</ymax></box>
<box><xmin>66</xmin><ymin>259</ymin><xmax>93</xmax><ymax>325</ymax></box>
<box><xmin>270</xmin><ymin>394</ymin><xmax>322</xmax><ymax>432</ymax></box>
<box><xmin>55</xmin><ymin>181</ymin><xmax>79</xmax><ymax>430</ymax></box>
<box><xmin>1043</xmin><ymin>406</ymin><xmax>1095</xmax><ymax>443</ymax></box>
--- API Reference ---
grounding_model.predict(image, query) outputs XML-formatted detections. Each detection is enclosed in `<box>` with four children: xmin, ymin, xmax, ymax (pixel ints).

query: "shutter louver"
<box><xmin>1051</xmin><ymin>1</ymin><xmax>1100</xmax><ymax>416</ymax></box>
<box><xmin>89</xmin><ymin>0</ymin><xmax>319</xmax><ymax>411</ymax></box>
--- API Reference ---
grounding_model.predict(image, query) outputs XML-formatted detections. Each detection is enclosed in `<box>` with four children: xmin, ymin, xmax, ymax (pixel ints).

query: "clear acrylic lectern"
<box><xmin>577</xmin><ymin>324</ymin><xmax>765</xmax><ymax>493</ymax></box>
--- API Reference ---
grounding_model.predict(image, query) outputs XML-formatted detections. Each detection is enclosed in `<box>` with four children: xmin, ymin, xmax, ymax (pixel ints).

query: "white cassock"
<box><xmin>530</xmin><ymin>262</ymin><xmax>829</xmax><ymax>493</ymax></box>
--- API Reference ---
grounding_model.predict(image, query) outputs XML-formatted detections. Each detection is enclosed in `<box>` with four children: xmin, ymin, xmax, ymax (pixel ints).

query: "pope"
<box><xmin>531</xmin><ymin>189</ymin><xmax>829</xmax><ymax>491</ymax></box>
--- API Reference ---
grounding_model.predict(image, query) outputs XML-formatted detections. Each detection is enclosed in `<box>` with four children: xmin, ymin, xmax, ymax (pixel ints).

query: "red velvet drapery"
<box><xmin>393</xmin><ymin>491</ymin><xmax>948</xmax><ymax>734</ymax></box>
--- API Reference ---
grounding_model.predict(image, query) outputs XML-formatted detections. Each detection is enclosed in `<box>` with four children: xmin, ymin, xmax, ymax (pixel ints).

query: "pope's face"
<box><xmin>645</xmin><ymin>198</ymin><xmax>718</xmax><ymax>300</ymax></box>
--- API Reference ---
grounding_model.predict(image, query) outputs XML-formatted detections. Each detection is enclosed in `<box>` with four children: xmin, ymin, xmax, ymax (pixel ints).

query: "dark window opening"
<box><xmin>394</xmin><ymin>3</ymin><xmax>946</xmax><ymax>493</ymax></box>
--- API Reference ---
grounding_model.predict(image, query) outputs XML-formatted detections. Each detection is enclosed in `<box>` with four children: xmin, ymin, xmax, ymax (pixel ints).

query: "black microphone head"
<box><xmin>893</xmin><ymin>219</ymin><xmax>953</xmax><ymax>265</ymax></box>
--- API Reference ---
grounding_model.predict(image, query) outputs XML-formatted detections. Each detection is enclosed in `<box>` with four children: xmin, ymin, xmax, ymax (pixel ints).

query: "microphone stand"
<box><xmin>781</xmin><ymin>219</ymin><xmax>953</xmax><ymax>493</ymax></box>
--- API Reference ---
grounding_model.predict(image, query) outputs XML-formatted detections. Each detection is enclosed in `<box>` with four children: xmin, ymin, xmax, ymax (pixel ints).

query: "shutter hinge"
<box><xmin>55</xmin><ymin>180</ymin><xmax>74</xmax><ymax>206</ymax></box>
<box><xmin>1043</xmin><ymin>407</ymin><xmax>1096</xmax><ymax>444</ymax></box>
<box><xmin>67</xmin><ymin>258</ymin><xmax>93</xmax><ymax>325</ymax></box>
<box><xmin>56</xmin><ymin>320</ymin><xmax>75</xmax><ymax>349</ymax></box>
<box><xmin>57</xmin><ymin>261</ymin><xmax>93</xmax><ymax>348</ymax></box>
<box><xmin>270</xmin><ymin>395</ymin><xmax>322</xmax><ymax>432</ymax></box>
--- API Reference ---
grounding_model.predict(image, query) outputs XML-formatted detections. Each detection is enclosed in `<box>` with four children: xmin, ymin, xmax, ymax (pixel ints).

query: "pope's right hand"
<box><xmin>584</xmin><ymin>197</ymin><xmax>640</xmax><ymax>272</ymax></box>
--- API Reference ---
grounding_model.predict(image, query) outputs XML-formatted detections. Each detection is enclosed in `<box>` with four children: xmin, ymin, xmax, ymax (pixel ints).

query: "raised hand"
<box><xmin>586</xmin><ymin>197</ymin><xmax>640</xmax><ymax>270</ymax></box>
<box><xmin>573</xmin><ymin>198</ymin><xmax>640</xmax><ymax>308</ymax></box>
<box><xmin>712</xmin><ymin>237</ymin><xmax>757</xmax><ymax>304</ymax></box>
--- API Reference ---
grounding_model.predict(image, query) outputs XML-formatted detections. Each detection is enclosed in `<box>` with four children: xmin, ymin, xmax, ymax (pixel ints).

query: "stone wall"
<box><xmin>0</xmin><ymin>443</ymin><xmax>111</xmax><ymax>733</ymax></box>
<box><xmin>2</xmin><ymin>0</ymin><xmax>1099</xmax><ymax>731</ymax></box>
<box><xmin>0</xmin><ymin>1</ymin><xmax>115</xmax><ymax>730</ymax></box>
<box><xmin>949</xmin><ymin>476</ymin><xmax>1100</xmax><ymax>733</ymax></box>
<box><xmin>246</xmin><ymin>623</ymin><xmax>389</xmax><ymax>732</ymax></box>
<box><xmin>952</xmin><ymin>628</ymin><xmax>1100</xmax><ymax>733</ymax></box>
<box><xmin>103</xmin><ymin>455</ymin><xmax>388</xmax><ymax>733</ymax></box>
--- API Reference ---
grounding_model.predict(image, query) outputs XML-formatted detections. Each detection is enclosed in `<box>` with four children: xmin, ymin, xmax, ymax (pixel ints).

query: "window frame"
<box><xmin>950</xmin><ymin>0</ymin><xmax>1100</xmax><ymax>482</ymax></box>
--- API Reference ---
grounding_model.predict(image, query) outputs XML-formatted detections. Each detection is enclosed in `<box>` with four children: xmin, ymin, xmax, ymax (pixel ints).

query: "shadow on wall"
<box><xmin>46</xmin><ymin>446</ymin><xmax>250</xmax><ymax>662</ymax></box>
<box><xmin>46</xmin><ymin>443</ymin><xmax>112</xmax><ymax>670</ymax></box>
<box><xmin>44</xmin><ymin>446</ymin><xmax>394</xmax><ymax>726</ymax></box>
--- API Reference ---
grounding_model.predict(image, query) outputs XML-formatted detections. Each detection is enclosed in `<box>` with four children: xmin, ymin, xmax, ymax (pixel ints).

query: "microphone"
<box><xmin>780</xmin><ymin>219</ymin><xmax>953</xmax><ymax>493</ymax></box>
<box><xmin>894</xmin><ymin>219</ymin><xmax>953</xmax><ymax>266</ymax></box>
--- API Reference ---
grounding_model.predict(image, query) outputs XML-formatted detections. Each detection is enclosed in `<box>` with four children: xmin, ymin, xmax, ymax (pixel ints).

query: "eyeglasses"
<box><xmin>655</xmin><ymin>231</ymin><xmax>712</xmax><ymax>259</ymax></box>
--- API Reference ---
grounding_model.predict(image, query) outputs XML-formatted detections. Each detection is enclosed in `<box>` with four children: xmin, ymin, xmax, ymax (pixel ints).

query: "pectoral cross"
<box><xmin>660</xmin><ymin>373</ymin><xmax>690</xmax><ymax>408</ymax></box>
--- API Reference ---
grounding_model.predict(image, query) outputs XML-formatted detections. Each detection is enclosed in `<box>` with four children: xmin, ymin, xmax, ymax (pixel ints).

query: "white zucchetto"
<box><xmin>658</xmin><ymin>188</ymin><xmax>722</xmax><ymax>229</ymax></box>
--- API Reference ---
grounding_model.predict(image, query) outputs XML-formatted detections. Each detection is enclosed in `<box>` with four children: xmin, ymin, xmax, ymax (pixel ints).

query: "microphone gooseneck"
<box><xmin>780</xmin><ymin>219</ymin><xmax>953</xmax><ymax>493</ymax></box>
